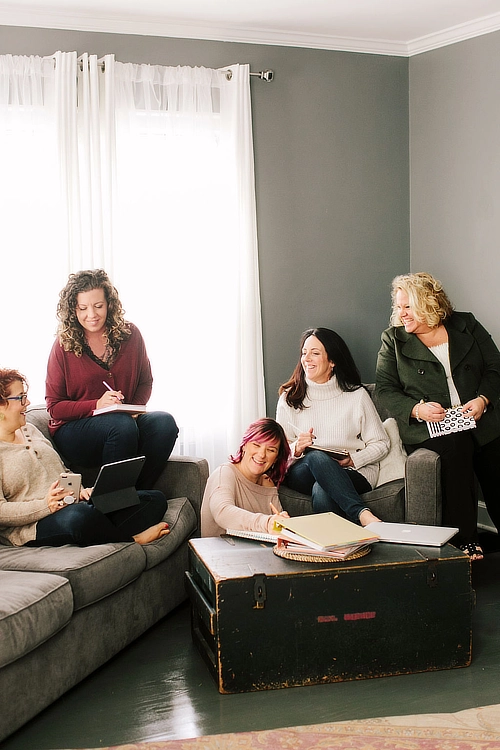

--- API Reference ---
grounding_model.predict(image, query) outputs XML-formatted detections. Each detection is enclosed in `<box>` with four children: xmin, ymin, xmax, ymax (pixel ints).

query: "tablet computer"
<box><xmin>90</xmin><ymin>456</ymin><xmax>145</xmax><ymax>514</ymax></box>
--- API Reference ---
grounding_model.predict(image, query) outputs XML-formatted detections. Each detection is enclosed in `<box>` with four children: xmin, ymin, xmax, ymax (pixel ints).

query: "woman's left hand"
<box><xmin>462</xmin><ymin>397</ymin><xmax>488</xmax><ymax>421</ymax></box>
<box><xmin>337</xmin><ymin>453</ymin><xmax>354</xmax><ymax>468</ymax></box>
<box><xmin>80</xmin><ymin>487</ymin><xmax>93</xmax><ymax>502</ymax></box>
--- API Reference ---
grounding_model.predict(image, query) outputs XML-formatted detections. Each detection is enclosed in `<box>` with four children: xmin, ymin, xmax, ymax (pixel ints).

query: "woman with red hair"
<box><xmin>201</xmin><ymin>418</ymin><xmax>291</xmax><ymax>537</ymax></box>
<box><xmin>0</xmin><ymin>368</ymin><xmax>169</xmax><ymax>547</ymax></box>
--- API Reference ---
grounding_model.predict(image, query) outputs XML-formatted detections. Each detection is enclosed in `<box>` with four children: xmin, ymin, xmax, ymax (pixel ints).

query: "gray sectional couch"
<box><xmin>0</xmin><ymin>406</ymin><xmax>209</xmax><ymax>742</ymax></box>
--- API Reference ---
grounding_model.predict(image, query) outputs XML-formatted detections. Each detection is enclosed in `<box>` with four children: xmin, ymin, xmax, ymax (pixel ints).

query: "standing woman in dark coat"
<box><xmin>376</xmin><ymin>272</ymin><xmax>500</xmax><ymax>560</ymax></box>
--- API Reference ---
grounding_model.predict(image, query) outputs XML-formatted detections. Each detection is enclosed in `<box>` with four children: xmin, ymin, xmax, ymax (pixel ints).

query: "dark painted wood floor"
<box><xmin>3</xmin><ymin>534</ymin><xmax>500</xmax><ymax>750</ymax></box>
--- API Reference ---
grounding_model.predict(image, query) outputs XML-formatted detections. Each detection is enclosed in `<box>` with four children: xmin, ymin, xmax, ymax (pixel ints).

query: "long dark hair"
<box><xmin>279</xmin><ymin>327</ymin><xmax>362</xmax><ymax>410</ymax></box>
<box><xmin>230</xmin><ymin>418</ymin><xmax>290</xmax><ymax>487</ymax></box>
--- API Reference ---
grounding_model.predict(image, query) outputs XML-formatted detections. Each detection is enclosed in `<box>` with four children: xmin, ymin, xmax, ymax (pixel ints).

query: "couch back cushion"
<box><xmin>364</xmin><ymin>383</ymin><xmax>392</xmax><ymax>422</ymax></box>
<box><xmin>25</xmin><ymin>405</ymin><xmax>52</xmax><ymax>443</ymax></box>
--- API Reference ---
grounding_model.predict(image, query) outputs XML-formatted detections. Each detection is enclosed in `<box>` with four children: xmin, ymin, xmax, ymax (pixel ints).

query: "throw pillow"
<box><xmin>377</xmin><ymin>418</ymin><xmax>407</xmax><ymax>486</ymax></box>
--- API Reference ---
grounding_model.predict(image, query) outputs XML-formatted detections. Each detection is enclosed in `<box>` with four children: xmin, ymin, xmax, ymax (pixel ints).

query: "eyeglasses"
<box><xmin>6</xmin><ymin>393</ymin><xmax>28</xmax><ymax>406</ymax></box>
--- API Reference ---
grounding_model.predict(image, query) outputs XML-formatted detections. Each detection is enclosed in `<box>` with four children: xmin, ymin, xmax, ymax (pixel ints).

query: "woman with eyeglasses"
<box><xmin>0</xmin><ymin>368</ymin><xmax>169</xmax><ymax>547</ymax></box>
<box><xmin>46</xmin><ymin>269</ymin><xmax>178</xmax><ymax>488</ymax></box>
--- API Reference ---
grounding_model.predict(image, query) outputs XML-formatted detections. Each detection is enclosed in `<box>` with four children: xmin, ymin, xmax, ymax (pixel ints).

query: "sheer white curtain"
<box><xmin>0</xmin><ymin>54</ymin><xmax>65</xmax><ymax>402</ymax></box>
<box><xmin>111</xmin><ymin>62</ymin><xmax>265</xmax><ymax>469</ymax></box>
<box><xmin>56</xmin><ymin>51</ymin><xmax>115</xmax><ymax>270</ymax></box>
<box><xmin>0</xmin><ymin>54</ymin><xmax>265</xmax><ymax>470</ymax></box>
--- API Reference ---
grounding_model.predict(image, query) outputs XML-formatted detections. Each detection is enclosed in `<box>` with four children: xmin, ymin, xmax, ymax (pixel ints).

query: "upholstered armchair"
<box><xmin>278</xmin><ymin>384</ymin><xmax>442</xmax><ymax>525</ymax></box>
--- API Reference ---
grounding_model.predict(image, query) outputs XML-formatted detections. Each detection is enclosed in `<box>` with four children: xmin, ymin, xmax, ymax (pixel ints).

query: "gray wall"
<box><xmin>1</xmin><ymin>26</ymin><xmax>410</xmax><ymax>415</ymax></box>
<box><xmin>410</xmin><ymin>32</ymin><xmax>500</xmax><ymax>347</ymax></box>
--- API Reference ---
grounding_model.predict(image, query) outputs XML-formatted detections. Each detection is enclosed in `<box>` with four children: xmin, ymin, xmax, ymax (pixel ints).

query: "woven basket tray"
<box><xmin>273</xmin><ymin>544</ymin><xmax>371</xmax><ymax>563</ymax></box>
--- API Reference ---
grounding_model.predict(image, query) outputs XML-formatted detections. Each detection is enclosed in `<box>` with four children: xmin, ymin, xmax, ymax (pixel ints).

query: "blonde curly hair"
<box><xmin>390</xmin><ymin>272</ymin><xmax>454</xmax><ymax>329</ymax></box>
<box><xmin>56</xmin><ymin>269</ymin><xmax>131</xmax><ymax>357</ymax></box>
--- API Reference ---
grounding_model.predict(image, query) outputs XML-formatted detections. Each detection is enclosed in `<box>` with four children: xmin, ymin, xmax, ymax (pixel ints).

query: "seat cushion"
<box><xmin>0</xmin><ymin>570</ymin><xmax>73</xmax><ymax>667</ymax></box>
<box><xmin>141</xmin><ymin>496</ymin><xmax>197</xmax><ymax>570</ymax></box>
<box><xmin>279</xmin><ymin>478</ymin><xmax>406</xmax><ymax>523</ymax></box>
<box><xmin>0</xmin><ymin>543</ymin><xmax>146</xmax><ymax>611</ymax></box>
<box><xmin>278</xmin><ymin>486</ymin><xmax>312</xmax><ymax>517</ymax></box>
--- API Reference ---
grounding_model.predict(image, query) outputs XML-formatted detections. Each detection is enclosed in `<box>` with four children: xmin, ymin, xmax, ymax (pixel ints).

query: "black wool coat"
<box><xmin>375</xmin><ymin>312</ymin><xmax>500</xmax><ymax>446</ymax></box>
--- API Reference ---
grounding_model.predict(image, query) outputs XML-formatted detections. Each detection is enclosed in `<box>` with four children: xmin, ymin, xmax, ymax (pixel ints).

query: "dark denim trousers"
<box><xmin>28</xmin><ymin>489</ymin><xmax>167</xmax><ymax>547</ymax></box>
<box><xmin>284</xmin><ymin>449</ymin><xmax>371</xmax><ymax>523</ymax></box>
<box><xmin>54</xmin><ymin>411</ymin><xmax>178</xmax><ymax>489</ymax></box>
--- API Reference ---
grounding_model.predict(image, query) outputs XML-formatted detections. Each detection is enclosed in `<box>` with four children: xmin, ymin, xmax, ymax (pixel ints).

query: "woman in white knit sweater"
<box><xmin>276</xmin><ymin>328</ymin><xmax>389</xmax><ymax>526</ymax></box>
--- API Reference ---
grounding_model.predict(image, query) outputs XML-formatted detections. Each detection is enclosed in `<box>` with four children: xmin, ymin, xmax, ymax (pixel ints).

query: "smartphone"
<box><xmin>59</xmin><ymin>472</ymin><xmax>82</xmax><ymax>501</ymax></box>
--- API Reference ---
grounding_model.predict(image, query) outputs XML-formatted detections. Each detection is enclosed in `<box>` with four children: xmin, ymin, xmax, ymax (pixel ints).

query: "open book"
<box><xmin>93</xmin><ymin>404</ymin><xmax>147</xmax><ymax>416</ymax></box>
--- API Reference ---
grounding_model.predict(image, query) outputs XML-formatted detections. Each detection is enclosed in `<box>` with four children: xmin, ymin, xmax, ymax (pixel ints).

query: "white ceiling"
<box><xmin>2</xmin><ymin>0</ymin><xmax>500</xmax><ymax>56</ymax></box>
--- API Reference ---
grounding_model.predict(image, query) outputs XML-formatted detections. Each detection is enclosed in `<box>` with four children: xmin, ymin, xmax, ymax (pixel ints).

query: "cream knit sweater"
<box><xmin>0</xmin><ymin>423</ymin><xmax>65</xmax><ymax>546</ymax></box>
<box><xmin>276</xmin><ymin>376</ymin><xmax>389</xmax><ymax>489</ymax></box>
<box><xmin>201</xmin><ymin>463</ymin><xmax>283</xmax><ymax>538</ymax></box>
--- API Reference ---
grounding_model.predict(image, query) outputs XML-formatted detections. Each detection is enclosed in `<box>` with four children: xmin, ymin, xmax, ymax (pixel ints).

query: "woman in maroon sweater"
<box><xmin>46</xmin><ymin>269</ymin><xmax>178</xmax><ymax>488</ymax></box>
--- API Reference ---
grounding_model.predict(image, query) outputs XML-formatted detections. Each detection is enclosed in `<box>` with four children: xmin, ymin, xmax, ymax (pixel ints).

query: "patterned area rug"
<box><xmin>88</xmin><ymin>704</ymin><xmax>500</xmax><ymax>749</ymax></box>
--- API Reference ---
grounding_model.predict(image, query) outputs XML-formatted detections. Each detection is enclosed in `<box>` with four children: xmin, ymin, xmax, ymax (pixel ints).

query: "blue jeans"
<box><xmin>54</xmin><ymin>411</ymin><xmax>178</xmax><ymax>489</ymax></box>
<box><xmin>27</xmin><ymin>490</ymin><xmax>167</xmax><ymax>547</ymax></box>
<box><xmin>284</xmin><ymin>450</ymin><xmax>371</xmax><ymax>523</ymax></box>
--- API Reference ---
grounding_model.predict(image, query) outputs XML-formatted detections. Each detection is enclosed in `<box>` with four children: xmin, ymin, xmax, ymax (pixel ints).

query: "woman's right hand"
<box><xmin>413</xmin><ymin>401</ymin><xmax>446</xmax><ymax>422</ymax></box>
<box><xmin>95</xmin><ymin>388</ymin><xmax>124</xmax><ymax>411</ymax></box>
<box><xmin>46</xmin><ymin>481</ymin><xmax>72</xmax><ymax>513</ymax></box>
<box><xmin>295</xmin><ymin>427</ymin><xmax>315</xmax><ymax>457</ymax></box>
<box><xmin>267</xmin><ymin>512</ymin><xmax>290</xmax><ymax>534</ymax></box>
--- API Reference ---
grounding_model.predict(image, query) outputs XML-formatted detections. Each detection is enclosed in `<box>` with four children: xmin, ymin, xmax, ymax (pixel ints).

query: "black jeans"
<box><xmin>407</xmin><ymin>430</ymin><xmax>500</xmax><ymax>543</ymax></box>
<box><xmin>473</xmin><ymin>433</ymin><xmax>500</xmax><ymax>533</ymax></box>
<box><xmin>27</xmin><ymin>490</ymin><xmax>167</xmax><ymax>547</ymax></box>
<box><xmin>407</xmin><ymin>432</ymin><xmax>478</xmax><ymax>544</ymax></box>
<box><xmin>54</xmin><ymin>411</ymin><xmax>178</xmax><ymax>489</ymax></box>
<box><xmin>283</xmin><ymin>450</ymin><xmax>371</xmax><ymax>523</ymax></box>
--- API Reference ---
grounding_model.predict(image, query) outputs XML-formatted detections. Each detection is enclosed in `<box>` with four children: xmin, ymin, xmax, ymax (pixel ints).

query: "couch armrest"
<box><xmin>404</xmin><ymin>448</ymin><xmax>442</xmax><ymax>525</ymax></box>
<box><xmin>153</xmin><ymin>455</ymin><xmax>209</xmax><ymax>530</ymax></box>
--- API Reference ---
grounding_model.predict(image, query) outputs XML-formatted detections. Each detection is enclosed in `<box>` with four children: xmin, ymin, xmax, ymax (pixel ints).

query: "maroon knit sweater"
<box><xmin>45</xmin><ymin>323</ymin><xmax>153</xmax><ymax>435</ymax></box>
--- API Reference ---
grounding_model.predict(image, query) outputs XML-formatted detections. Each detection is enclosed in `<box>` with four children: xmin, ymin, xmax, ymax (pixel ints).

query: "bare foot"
<box><xmin>359</xmin><ymin>509</ymin><xmax>380</xmax><ymax>527</ymax></box>
<box><xmin>133</xmin><ymin>522</ymin><xmax>170</xmax><ymax>545</ymax></box>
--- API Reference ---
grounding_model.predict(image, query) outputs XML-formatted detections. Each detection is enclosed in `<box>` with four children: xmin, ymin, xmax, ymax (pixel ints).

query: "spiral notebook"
<box><xmin>426</xmin><ymin>407</ymin><xmax>476</xmax><ymax>438</ymax></box>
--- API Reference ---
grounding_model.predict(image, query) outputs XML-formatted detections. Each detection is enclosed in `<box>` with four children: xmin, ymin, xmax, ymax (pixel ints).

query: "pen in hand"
<box><xmin>270</xmin><ymin>502</ymin><xmax>289</xmax><ymax>519</ymax></box>
<box><xmin>288</xmin><ymin>422</ymin><xmax>316</xmax><ymax>440</ymax></box>
<box><xmin>102</xmin><ymin>380</ymin><xmax>124</xmax><ymax>402</ymax></box>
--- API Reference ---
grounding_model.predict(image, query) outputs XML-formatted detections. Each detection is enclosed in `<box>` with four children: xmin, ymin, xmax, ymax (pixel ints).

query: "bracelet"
<box><xmin>479</xmin><ymin>394</ymin><xmax>488</xmax><ymax>412</ymax></box>
<box><xmin>415</xmin><ymin>399</ymin><xmax>425</xmax><ymax>422</ymax></box>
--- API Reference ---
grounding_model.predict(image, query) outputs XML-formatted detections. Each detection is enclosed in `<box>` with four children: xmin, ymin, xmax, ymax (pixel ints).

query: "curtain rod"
<box><xmin>74</xmin><ymin>58</ymin><xmax>274</xmax><ymax>82</ymax></box>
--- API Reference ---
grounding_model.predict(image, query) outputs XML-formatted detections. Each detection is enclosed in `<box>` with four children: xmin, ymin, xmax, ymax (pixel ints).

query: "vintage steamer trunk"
<box><xmin>186</xmin><ymin>536</ymin><xmax>473</xmax><ymax>694</ymax></box>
